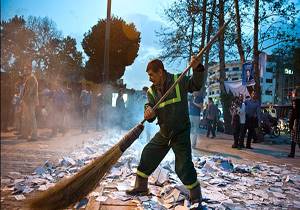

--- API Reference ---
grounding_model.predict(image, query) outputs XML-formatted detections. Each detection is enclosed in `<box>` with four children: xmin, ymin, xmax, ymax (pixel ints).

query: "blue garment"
<box><xmin>245</xmin><ymin>99</ymin><xmax>260</xmax><ymax>120</ymax></box>
<box><xmin>116</xmin><ymin>95</ymin><xmax>125</xmax><ymax>111</ymax></box>
<box><xmin>189</xmin><ymin>95</ymin><xmax>203</xmax><ymax>116</ymax></box>
<box><xmin>80</xmin><ymin>90</ymin><xmax>92</xmax><ymax>106</ymax></box>
<box><xmin>53</xmin><ymin>89</ymin><xmax>66</xmax><ymax>108</ymax></box>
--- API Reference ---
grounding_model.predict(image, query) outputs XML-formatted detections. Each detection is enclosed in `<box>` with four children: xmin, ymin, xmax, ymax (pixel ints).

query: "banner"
<box><xmin>225</xmin><ymin>80</ymin><xmax>250</xmax><ymax>97</ymax></box>
<box><xmin>242</xmin><ymin>62</ymin><xmax>255</xmax><ymax>87</ymax></box>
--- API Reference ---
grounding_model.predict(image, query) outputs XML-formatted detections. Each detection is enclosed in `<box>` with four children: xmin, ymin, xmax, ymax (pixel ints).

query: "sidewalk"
<box><xmin>194</xmin><ymin>130</ymin><xmax>300</xmax><ymax>168</ymax></box>
<box><xmin>1</xmin><ymin>128</ymin><xmax>101</xmax><ymax>177</ymax></box>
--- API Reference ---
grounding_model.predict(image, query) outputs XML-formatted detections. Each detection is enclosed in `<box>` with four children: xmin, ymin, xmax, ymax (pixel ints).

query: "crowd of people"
<box><xmin>230</xmin><ymin>92</ymin><xmax>260</xmax><ymax>149</ymax></box>
<box><xmin>187</xmin><ymin>88</ymin><xmax>300</xmax><ymax>158</ymax></box>
<box><xmin>5</xmin><ymin>59</ymin><xmax>300</xmax><ymax>160</ymax></box>
<box><xmin>9</xmin><ymin>66</ymin><xmax>149</xmax><ymax>141</ymax></box>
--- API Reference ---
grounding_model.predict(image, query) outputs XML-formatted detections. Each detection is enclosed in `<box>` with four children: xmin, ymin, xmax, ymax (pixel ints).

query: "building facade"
<box><xmin>205</xmin><ymin>60</ymin><xmax>277</xmax><ymax>105</ymax></box>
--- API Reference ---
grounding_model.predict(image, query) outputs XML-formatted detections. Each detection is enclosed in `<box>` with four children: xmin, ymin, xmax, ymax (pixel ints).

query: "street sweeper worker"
<box><xmin>126</xmin><ymin>57</ymin><xmax>206</xmax><ymax>210</ymax></box>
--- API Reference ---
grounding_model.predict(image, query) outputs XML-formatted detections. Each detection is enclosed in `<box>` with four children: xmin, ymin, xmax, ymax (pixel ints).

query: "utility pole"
<box><xmin>103</xmin><ymin>0</ymin><xmax>111</xmax><ymax>82</ymax></box>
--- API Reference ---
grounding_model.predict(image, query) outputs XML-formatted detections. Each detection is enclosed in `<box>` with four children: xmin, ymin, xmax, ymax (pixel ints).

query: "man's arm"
<box><xmin>144</xmin><ymin>89</ymin><xmax>156</xmax><ymax>122</ymax></box>
<box><xmin>184</xmin><ymin>56</ymin><xmax>206</xmax><ymax>92</ymax></box>
<box><xmin>193</xmin><ymin>101</ymin><xmax>203</xmax><ymax>109</ymax></box>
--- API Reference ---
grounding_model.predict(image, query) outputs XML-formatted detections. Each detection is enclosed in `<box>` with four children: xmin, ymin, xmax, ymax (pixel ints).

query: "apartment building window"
<box><xmin>266</xmin><ymin>78</ymin><xmax>273</xmax><ymax>83</ymax></box>
<box><xmin>225</xmin><ymin>68</ymin><xmax>229</xmax><ymax>72</ymax></box>
<box><xmin>265</xmin><ymin>90</ymin><xmax>272</xmax><ymax>95</ymax></box>
<box><xmin>232</xmin><ymin>67</ymin><xmax>239</xmax><ymax>71</ymax></box>
<box><xmin>266</xmin><ymin>67</ymin><xmax>273</xmax><ymax>73</ymax></box>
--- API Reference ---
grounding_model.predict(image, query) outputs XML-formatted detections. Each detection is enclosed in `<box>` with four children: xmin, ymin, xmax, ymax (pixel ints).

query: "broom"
<box><xmin>27</xmin><ymin>18</ymin><xmax>231</xmax><ymax>210</ymax></box>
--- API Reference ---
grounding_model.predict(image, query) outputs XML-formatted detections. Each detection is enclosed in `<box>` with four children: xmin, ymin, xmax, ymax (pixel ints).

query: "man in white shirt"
<box><xmin>238</xmin><ymin>94</ymin><xmax>246</xmax><ymax>148</ymax></box>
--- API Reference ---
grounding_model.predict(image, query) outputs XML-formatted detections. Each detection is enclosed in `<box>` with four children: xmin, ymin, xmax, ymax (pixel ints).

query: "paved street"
<box><xmin>1</xmin><ymin>128</ymin><xmax>299</xmax><ymax>209</ymax></box>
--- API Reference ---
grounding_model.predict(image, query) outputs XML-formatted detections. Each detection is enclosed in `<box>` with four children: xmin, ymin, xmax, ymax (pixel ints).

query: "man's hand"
<box><xmin>190</xmin><ymin>55</ymin><xmax>205</xmax><ymax>72</ymax></box>
<box><xmin>190</xmin><ymin>55</ymin><xmax>200</xmax><ymax>69</ymax></box>
<box><xmin>144</xmin><ymin>106</ymin><xmax>155</xmax><ymax>120</ymax></box>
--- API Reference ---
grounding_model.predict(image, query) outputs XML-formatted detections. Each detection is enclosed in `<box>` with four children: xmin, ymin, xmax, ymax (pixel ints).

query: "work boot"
<box><xmin>126</xmin><ymin>175</ymin><xmax>149</xmax><ymax>196</ymax></box>
<box><xmin>190</xmin><ymin>184</ymin><xmax>206</xmax><ymax>210</ymax></box>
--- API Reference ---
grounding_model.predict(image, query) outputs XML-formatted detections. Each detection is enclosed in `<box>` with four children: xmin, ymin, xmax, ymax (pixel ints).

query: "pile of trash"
<box><xmin>1</xmin><ymin>130</ymin><xmax>300</xmax><ymax>209</ymax></box>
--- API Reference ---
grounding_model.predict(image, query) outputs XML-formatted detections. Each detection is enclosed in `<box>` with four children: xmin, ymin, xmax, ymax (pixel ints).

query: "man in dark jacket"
<box><xmin>288</xmin><ymin>98</ymin><xmax>300</xmax><ymax>158</ymax></box>
<box><xmin>206</xmin><ymin>97</ymin><xmax>218</xmax><ymax>138</ymax></box>
<box><xmin>126</xmin><ymin>57</ymin><xmax>206</xmax><ymax>210</ymax></box>
<box><xmin>245</xmin><ymin>93</ymin><xmax>260</xmax><ymax>148</ymax></box>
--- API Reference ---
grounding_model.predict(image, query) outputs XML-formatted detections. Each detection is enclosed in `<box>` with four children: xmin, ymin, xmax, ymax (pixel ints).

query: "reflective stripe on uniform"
<box><xmin>147</xmin><ymin>87</ymin><xmax>155</xmax><ymax>101</ymax></box>
<box><xmin>185</xmin><ymin>180</ymin><xmax>199</xmax><ymax>190</ymax></box>
<box><xmin>147</xmin><ymin>74</ymin><xmax>181</xmax><ymax>109</ymax></box>
<box><xmin>136</xmin><ymin>169</ymin><xmax>149</xmax><ymax>178</ymax></box>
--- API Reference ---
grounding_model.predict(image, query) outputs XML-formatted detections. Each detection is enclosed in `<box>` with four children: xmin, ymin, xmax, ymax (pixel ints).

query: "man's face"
<box><xmin>24</xmin><ymin>64</ymin><xmax>31</xmax><ymax>76</ymax></box>
<box><xmin>246</xmin><ymin>70</ymin><xmax>250</xmax><ymax>77</ymax></box>
<box><xmin>239</xmin><ymin>94</ymin><xmax>244</xmax><ymax>101</ymax></box>
<box><xmin>147</xmin><ymin>68</ymin><xmax>163</xmax><ymax>86</ymax></box>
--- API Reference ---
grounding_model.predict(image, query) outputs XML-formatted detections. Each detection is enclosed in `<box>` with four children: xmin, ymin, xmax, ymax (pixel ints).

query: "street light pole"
<box><xmin>103</xmin><ymin>0</ymin><xmax>111</xmax><ymax>82</ymax></box>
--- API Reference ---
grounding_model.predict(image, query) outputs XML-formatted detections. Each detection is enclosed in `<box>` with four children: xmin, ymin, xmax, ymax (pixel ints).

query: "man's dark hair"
<box><xmin>142</xmin><ymin>86</ymin><xmax>148</xmax><ymax>92</ymax></box>
<box><xmin>146</xmin><ymin>59</ymin><xmax>165</xmax><ymax>73</ymax></box>
<box><xmin>208</xmin><ymin>97</ymin><xmax>213</xmax><ymax>102</ymax></box>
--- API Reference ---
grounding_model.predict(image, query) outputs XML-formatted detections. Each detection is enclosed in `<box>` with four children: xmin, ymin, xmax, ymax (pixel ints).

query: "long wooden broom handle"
<box><xmin>141</xmin><ymin>17</ymin><xmax>232</xmax><ymax>125</ymax></box>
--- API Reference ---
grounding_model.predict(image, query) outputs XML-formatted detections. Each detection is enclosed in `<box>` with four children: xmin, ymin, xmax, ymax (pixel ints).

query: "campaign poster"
<box><xmin>242</xmin><ymin>62</ymin><xmax>255</xmax><ymax>87</ymax></box>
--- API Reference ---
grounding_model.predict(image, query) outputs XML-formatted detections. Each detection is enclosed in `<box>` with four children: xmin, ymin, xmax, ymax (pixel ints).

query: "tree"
<box><xmin>157</xmin><ymin>0</ymin><xmax>204</xmax><ymax>64</ymax></box>
<box><xmin>57</xmin><ymin>36</ymin><xmax>84</xmax><ymax>82</ymax></box>
<box><xmin>1</xmin><ymin>16</ymin><xmax>35</xmax><ymax>74</ymax></box>
<box><xmin>0</xmin><ymin>16</ymin><xmax>35</xmax><ymax>129</ymax></box>
<box><xmin>26</xmin><ymin>16</ymin><xmax>62</xmax><ymax>74</ymax></box>
<box><xmin>253</xmin><ymin>0</ymin><xmax>260</xmax><ymax>98</ymax></box>
<box><xmin>82</xmin><ymin>16</ymin><xmax>141</xmax><ymax>83</ymax></box>
<box><xmin>218</xmin><ymin>0</ymin><xmax>233</xmax><ymax>134</ymax></box>
<box><xmin>233</xmin><ymin>0</ymin><xmax>245</xmax><ymax>64</ymax></box>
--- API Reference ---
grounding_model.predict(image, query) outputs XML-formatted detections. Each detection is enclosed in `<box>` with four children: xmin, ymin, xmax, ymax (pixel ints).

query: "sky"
<box><xmin>1</xmin><ymin>0</ymin><xmax>300</xmax><ymax>90</ymax></box>
<box><xmin>1</xmin><ymin>0</ymin><xmax>179</xmax><ymax>90</ymax></box>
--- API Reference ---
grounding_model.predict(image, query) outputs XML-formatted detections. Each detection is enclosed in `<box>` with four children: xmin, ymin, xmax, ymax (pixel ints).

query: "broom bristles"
<box><xmin>26</xmin><ymin>121</ymin><xmax>144</xmax><ymax>209</ymax></box>
<box><xmin>27</xmin><ymin>144</ymin><xmax>122</xmax><ymax>210</ymax></box>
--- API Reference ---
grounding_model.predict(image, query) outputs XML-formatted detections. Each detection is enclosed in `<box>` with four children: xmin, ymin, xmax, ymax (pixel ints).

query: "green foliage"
<box><xmin>82</xmin><ymin>16</ymin><xmax>141</xmax><ymax>83</ymax></box>
<box><xmin>1</xmin><ymin>16</ymin><xmax>35</xmax><ymax>73</ymax></box>
<box><xmin>156</xmin><ymin>0</ymin><xmax>204</xmax><ymax>63</ymax></box>
<box><xmin>1</xmin><ymin>16</ymin><xmax>83</xmax><ymax>84</ymax></box>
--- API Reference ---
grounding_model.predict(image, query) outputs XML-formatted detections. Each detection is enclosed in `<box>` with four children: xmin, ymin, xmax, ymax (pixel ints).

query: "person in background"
<box><xmin>189</xmin><ymin>91</ymin><xmax>203</xmax><ymax>148</ymax></box>
<box><xmin>80</xmin><ymin>83</ymin><xmax>92</xmax><ymax>133</ymax></box>
<box><xmin>230</xmin><ymin>96</ymin><xmax>241</xmax><ymax>148</ymax></box>
<box><xmin>238</xmin><ymin>94</ymin><xmax>246</xmax><ymax>148</ymax></box>
<box><xmin>244</xmin><ymin>92</ymin><xmax>260</xmax><ymax>149</ymax></box>
<box><xmin>19</xmin><ymin>60</ymin><xmax>39</xmax><ymax>141</ymax></box>
<box><xmin>288</xmin><ymin>99</ymin><xmax>300</xmax><ymax>158</ymax></box>
<box><xmin>12</xmin><ymin>86</ymin><xmax>22</xmax><ymax>133</ymax></box>
<box><xmin>96</xmin><ymin>91</ymin><xmax>104</xmax><ymax>131</ymax></box>
<box><xmin>201</xmin><ymin>103</ymin><xmax>208</xmax><ymax>129</ymax></box>
<box><xmin>50</xmin><ymin>82</ymin><xmax>67</xmax><ymax>137</ymax></box>
<box><xmin>116</xmin><ymin>88</ymin><xmax>126</xmax><ymax>129</ymax></box>
<box><xmin>206</xmin><ymin>97</ymin><xmax>218</xmax><ymax>138</ymax></box>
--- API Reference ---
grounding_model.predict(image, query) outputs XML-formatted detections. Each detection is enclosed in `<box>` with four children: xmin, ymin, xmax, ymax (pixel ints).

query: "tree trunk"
<box><xmin>218</xmin><ymin>0</ymin><xmax>231</xmax><ymax>134</ymax></box>
<box><xmin>253</xmin><ymin>0</ymin><xmax>261</xmax><ymax>100</ymax></box>
<box><xmin>234</xmin><ymin>0</ymin><xmax>245</xmax><ymax>64</ymax></box>
<box><xmin>200</xmin><ymin>0</ymin><xmax>216</xmax><ymax>97</ymax></box>
<box><xmin>200</xmin><ymin>0</ymin><xmax>207</xmax><ymax>64</ymax></box>
<box><xmin>188</xmin><ymin>0</ymin><xmax>196</xmax><ymax>76</ymax></box>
